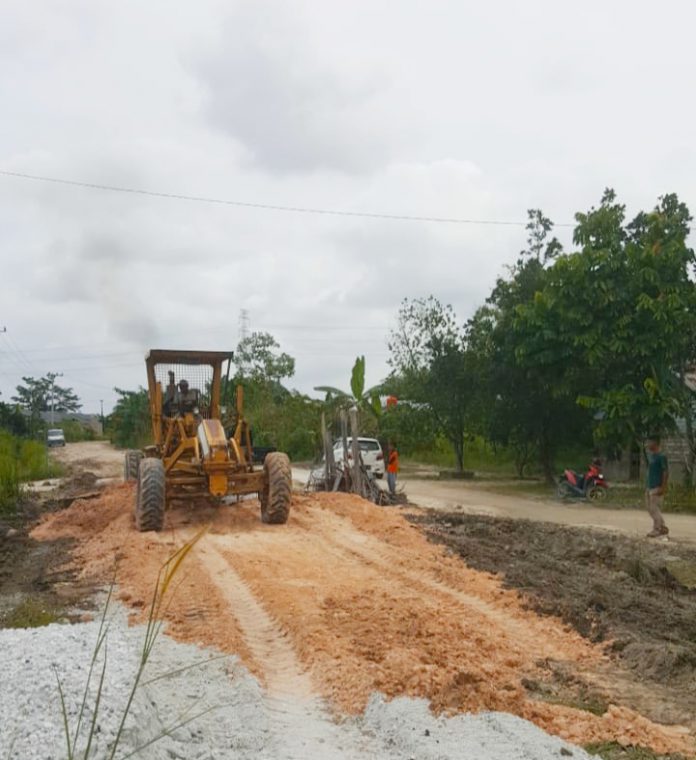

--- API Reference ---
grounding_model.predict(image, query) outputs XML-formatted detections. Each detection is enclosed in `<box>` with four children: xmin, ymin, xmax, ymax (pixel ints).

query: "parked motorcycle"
<box><xmin>557</xmin><ymin>460</ymin><xmax>608</xmax><ymax>501</ymax></box>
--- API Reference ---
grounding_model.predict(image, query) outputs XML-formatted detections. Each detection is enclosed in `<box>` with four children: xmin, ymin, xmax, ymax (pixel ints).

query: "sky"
<box><xmin>1</xmin><ymin>0</ymin><xmax>695</xmax><ymax>414</ymax></box>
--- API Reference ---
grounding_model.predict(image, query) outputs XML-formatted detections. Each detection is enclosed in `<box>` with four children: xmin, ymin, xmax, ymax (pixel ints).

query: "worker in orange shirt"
<box><xmin>387</xmin><ymin>441</ymin><xmax>399</xmax><ymax>496</ymax></box>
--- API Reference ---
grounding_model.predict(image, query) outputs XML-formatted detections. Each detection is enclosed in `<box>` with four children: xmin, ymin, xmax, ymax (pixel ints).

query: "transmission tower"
<box><xmin>238</xmin><ymin>309</ymin><xmax>250</xmax><ymax>343</ymax></box>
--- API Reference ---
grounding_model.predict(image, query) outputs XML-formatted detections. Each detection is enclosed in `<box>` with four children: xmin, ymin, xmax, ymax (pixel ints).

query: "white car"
<box><xmin>46</xmin><ymin>428</ymin><xmax>66</xmax><ymax>447</ymax></box>
<box><xmin>333</xmin><ymin>437</ymin><xmax>385</xmax><ymax>478</ymax></box>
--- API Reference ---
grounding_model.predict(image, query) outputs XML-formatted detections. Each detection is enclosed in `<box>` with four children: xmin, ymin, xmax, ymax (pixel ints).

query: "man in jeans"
<box><xmin>645</xmin><ymin>436</ymin><xmax>669</xmax><ymax>538</ymax></box>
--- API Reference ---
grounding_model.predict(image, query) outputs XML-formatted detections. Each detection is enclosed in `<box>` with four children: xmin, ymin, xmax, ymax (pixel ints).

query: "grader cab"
<box><xmin>124</xmin><ymin>349</ymin><xmax>292</xmax><ymax>531</ymax></box>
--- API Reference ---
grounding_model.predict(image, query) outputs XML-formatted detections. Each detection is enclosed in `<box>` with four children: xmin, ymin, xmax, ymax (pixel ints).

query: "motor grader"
<box><xmin>124</xmin><ymin>349</ymin><xmax>292</xmax><ymax>531</ymax></box>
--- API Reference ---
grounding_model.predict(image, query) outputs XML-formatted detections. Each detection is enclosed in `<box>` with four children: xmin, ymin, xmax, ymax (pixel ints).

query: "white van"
<box><xmin>46</xmin><ymin>429</ymin><xmax>66</xmax><ymax>447</ymax></box>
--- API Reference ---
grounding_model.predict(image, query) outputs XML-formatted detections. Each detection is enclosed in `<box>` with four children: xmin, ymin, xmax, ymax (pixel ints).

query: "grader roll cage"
<box><xmin>124</xmin><ymin>349</ymin><xmax>292</xmax><ymax>532</ymax></box>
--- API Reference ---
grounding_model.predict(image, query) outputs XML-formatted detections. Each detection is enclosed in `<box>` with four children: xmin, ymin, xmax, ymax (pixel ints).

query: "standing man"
<box><xmin>645</xmin><ymin>436</ymin><xmax>669</xmax><ymax>538</ymax></box>
<box><xmin>387</xmin><ymin>441</ymin><xmax>399</xmax><ymax>496</ymax></box>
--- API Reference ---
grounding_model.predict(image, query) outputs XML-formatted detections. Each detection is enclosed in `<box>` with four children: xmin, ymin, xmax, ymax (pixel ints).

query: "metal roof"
<box><xmin>145</xmin><ymin>349</ymin><xmax>234</xmax><ymax>365</ymax></box>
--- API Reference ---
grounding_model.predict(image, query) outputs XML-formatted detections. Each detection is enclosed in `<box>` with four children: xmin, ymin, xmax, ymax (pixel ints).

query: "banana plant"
<box><xmin>314</xmin><ymin>356</ymin><xmax>382</xmax><ymax>419</ymax></box>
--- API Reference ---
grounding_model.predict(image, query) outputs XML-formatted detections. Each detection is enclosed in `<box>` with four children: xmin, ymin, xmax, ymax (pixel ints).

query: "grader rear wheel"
<box><xmin>135</xmin><ymin>458</ymin><xmax>166</xmax><ymax>532</ymax></box>
<box><xmin>260</xmin><ymin>452</ymin><xmax>292</xmax><ymax>524</ymax></box>
<box><xmin>124</xmin><ymin>450</ymin><xmax>143</xmax><ymax>482</ymax></box>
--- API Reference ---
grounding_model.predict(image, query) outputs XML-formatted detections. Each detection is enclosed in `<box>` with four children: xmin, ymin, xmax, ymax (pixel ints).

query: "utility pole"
<box><xmin>49</xmin><ymin>372</ymin><xmax>64</xmax><ymax>426</ymax></box>
<box><xmin>100</xmin><ymin>399</ymin><xmax>104</xmax><ymax>429</ymax></box>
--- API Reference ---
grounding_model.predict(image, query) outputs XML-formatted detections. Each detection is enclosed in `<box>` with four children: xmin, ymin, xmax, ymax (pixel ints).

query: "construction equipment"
<box><xmin>124</xmin><ymin>349</ymin><xmax>292</xmax><ymax>531</ymax></box>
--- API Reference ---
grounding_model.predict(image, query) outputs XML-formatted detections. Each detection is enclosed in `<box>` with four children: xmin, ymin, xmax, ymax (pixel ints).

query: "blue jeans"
<box><xmin>387</xmin><ymin>472</ymin><xmax>397</xmax><ymax>494</ymax></box>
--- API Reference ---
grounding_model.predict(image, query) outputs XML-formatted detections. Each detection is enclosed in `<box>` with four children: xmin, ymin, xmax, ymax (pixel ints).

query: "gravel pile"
<box><xmin>0</xmin><ymin>609</ymin><xmax>590</xmax><ymax>759</ymax></box>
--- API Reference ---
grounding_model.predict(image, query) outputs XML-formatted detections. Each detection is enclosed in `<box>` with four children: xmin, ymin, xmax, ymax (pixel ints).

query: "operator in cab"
<box><xmin>175</xmin><ymin>379</ymin><xmax>200</xmax><ymax>414</ymax></box>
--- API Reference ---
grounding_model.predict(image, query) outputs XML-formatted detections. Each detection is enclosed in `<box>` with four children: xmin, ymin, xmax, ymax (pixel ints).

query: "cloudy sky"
<box><xmin>1</xmin><ymin>0</ymin><xmax>695</xmax><ymax>413</ymax></box>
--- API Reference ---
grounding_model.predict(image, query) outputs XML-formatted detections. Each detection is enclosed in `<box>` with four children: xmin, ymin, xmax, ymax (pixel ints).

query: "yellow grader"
<box><xmin>124</xmin><ymin>349</ymin><xmax>292</xmax><ymax>531</ymax></box>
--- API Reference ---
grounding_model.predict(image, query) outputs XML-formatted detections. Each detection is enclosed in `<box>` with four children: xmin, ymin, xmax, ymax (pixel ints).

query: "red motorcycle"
<box><xmin>557</xmin><ymin>460</ymin><xmax>608</xmax><ymax>501</ymax></box>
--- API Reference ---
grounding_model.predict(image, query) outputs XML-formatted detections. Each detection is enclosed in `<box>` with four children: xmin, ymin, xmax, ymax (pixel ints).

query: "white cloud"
<box><xmin>1</xmin><ymin>0</ymin><xmax>695</xmax><ymax>411</ymax></box>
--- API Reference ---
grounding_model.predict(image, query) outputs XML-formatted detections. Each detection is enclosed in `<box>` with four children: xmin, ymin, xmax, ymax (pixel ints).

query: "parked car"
<box><xmin>333</xmin><ymin>437</ymin><xmax>385</xmax><ymax>478</ymax></box>
<box><xmin>46</xmin><ymin>428</ymin><xmax>66</xmax><ymax>447</ymax></box>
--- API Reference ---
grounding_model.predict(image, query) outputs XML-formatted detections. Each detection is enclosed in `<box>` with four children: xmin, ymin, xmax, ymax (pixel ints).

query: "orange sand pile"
<box><xmin>33</xmin><ymin>485</ymin><xmax>694</xmax><ymax>756</ymax></box>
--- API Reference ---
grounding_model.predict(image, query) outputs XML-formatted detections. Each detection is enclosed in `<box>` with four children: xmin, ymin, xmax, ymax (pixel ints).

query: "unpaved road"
<box><xmin>49</xmin><ymin>439</ymin><xmax>124</xmax><ymax>482</ymax></box>
<box><xmin>295</xmin><ymin>466</ymin><xmax>696</xmax><ymax>543</ymax></box>
<box><xmin>27</xmin><ymin>443</ymin><xmax>695</xmax><ymax>756</ymax></box>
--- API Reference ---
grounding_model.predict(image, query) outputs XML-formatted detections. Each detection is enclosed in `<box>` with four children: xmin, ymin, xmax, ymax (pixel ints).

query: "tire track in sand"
<box><xmin>198</xmin><ymin>535</ymin><xmax>314</xmax><ymax>700</ymax></box>
<box><xmin>187</xmin><ymin>535</ymin><xmax>401</xmax><ymax>760</ymax></box>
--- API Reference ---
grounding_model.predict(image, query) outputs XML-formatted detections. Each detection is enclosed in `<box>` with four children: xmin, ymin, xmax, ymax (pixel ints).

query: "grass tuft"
<box><xmin>0</xmin><ymin>430</ymin><xmax>63</xmax><ymax>513</ymax></box>
<box><xmin>3</xmin><ymin>596</ymin><xmax>60</xmax><ymax>628</ymax></box>
<box><xmin>585</xmin><ymin>742</ymin><xmax>687</xmax><ymax>759</ymax></box>
<box><xmin>54</xmin><ymin>527</ymin><xmax>210</xmax><ymax>760</ymax></box>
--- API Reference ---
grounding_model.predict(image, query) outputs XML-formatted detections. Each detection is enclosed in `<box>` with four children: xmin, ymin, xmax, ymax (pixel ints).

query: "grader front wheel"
<box><xmin>260</xmin><ymin>452</ymin><xmax>292</xmax><ymax>524</ymax></box>
<box><xmin>135</xmin><ymin>458</ymin><xmax>166</xmax><ymax>532</ymax></box>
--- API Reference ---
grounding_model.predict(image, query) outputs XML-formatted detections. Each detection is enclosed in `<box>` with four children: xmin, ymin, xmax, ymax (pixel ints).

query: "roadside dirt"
<box><xmin>32</xmin><ymin>471</ymin><xmax>694</xmax><ymax>756</ymax></box>
<box><xmin>410</xmin><ymin>512</ymin><xmax>696</xmax><ymax>732</ymax></box>
<box><xmin>0</xmin><ymin>446</ymin><xmax>113</xmax><ymax>628</ymax></box>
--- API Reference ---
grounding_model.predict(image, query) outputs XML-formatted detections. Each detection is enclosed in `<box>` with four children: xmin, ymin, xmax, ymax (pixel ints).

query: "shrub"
<box><xmin>0</xmin><ymin>430</ymin><xmax>62</xmax><ymax>512</ymax></box>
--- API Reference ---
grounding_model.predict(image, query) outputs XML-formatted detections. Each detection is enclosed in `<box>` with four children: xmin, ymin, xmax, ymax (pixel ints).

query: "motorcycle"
<box><xmin>557</xmin><ymin>460</ymin><xmax>608</xmax><ymax>501</ymax></box>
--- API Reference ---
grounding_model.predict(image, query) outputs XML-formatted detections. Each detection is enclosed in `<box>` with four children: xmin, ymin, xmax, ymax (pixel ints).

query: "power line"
<box><xmin>0</xmin><ymin>169</ymin><xmax>573</xmax><ymax>227</ymax></box>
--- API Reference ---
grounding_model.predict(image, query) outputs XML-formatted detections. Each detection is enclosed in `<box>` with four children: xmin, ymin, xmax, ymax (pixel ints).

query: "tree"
<box><xmin>226</xmin><ymin>333</ymin><xmax>321</xmax><ymax>459</ymax></box>
<box><xmin>12</xmin><ymin>373</ymin><xmax>81</xmax><ymax>414</ymax></box>
<box><xmin>469</xmin><ymin>210</ymin><xmax>592</xmax><ymax>481</ymax></box>
<box><xmin>388</xmin><ymin>297</ymin><xmax>481</xmax><ymax>473</ymax></box>
<box><xmin>234</xmin><ymin>332</ymin><xmax>295</xmax><ymax>385</ymax></box>
<box><xmin>0</xmin><ymin>396</ymin><xmax>28</xmax><ymax>437</ymax></box>
<box><xmin>315</xmin><ymin>356</ymin><xmax>382</xmax><ymax>423</ymax></box>
<box><xmin>517</xmin><ymin>191</ymin><xmax>696</xmax><ymax>460</ymax></box>
<box><xmin>107</xmin><ymin>388</ymin><xmax>151</xmax><ymax>449</ymax></box>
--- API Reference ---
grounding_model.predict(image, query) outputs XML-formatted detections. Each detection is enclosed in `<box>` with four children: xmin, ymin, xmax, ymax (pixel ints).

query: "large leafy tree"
<box><xmin>470</xmin><ymin>210</ymin><xmax>592</xmax><ymax>481</ymax></box>
<box><xmin>517</xmin><ymin>191</ymin><xmax>696</xmax><ymax>457</ymax></box>
<box><xmin>12</xmin><ymin>373</ymin><xmax>81</xmax><ymax>414</ymax></box>
<box><xmin>227</xmin><ymin>332</ymin><xmax>320</xmax><ymax>459</ymax></box>
<box><xmin>234</xmin><ymin>332</ymin><xmax>295</xmax><ymax>385</ymax></box>
<box><xmin>388</xmin><ymin>297</ymin><xmax>482</xmax><ymax>472</ymax></box>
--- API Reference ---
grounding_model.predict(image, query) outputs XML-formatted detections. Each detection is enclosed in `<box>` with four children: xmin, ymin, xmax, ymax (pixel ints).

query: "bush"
<box><xmin>284</xmin><ymin>428</ymin><xmax>317</xmax><ymax>461</ymax></box>
<box><xmin>0</xmin><ymin>430</ymin><xmax>62</xmax><ymax>512</ymax></box>
<box><xmin>107</xmin><ymin>388</ymin><xmax>152</xmax><ymax>449</ymax></box>
<box><xmin>57</xmin><ymin>419</ymin><xmax>97</xmax><ymax>443</ymax></box>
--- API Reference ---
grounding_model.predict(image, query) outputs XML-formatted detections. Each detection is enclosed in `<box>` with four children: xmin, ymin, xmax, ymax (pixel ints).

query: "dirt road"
<box><xmin>50</xmin><ymin>439</ymin><xmax>124</xmax><ymax>482</ymax></box>
<box><xmin>29</xmin><ymin>443</ymin><xmax>694</xmax><ymax>756</ymax></box>
<box><xmin>295</xmin><ymin>466</ymin><xmax>696</xmax><ymax>543</ymax></box>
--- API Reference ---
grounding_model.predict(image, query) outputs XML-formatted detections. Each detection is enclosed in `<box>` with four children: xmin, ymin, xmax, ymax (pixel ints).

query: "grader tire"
<box><xmin>135</xmin><ymin>458</ymin><xmax>166</xmax><ymax>532</ymax></box>
<box><xmin>260</xmin><ymin>452</ymin><xmax>292</xmax><ymax>525</ymax></box>
<box><xmin>124</xmin><ymin>450</ymin><xmax>143</xmax><ymax>482</ymax></box>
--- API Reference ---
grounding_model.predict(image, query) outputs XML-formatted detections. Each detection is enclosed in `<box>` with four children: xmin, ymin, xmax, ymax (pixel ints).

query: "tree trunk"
<box><xmin>349</xmin><ymin>407</ymin><xmax>363</xmax><ymax>496</ymax></box>
<box><xmin>538</xmin><ymin>432</ymin><xmax>555</xmax><ymax>485</ymax></box>
<box><xmin>452</xmin><ymin>438</ymin><xmax>465</xmax><ymax>473</ymax></box>
<box><xmin>684</xmin><ymin>403</ymin><xmax>695</xmax><ymax>488</ymax></box>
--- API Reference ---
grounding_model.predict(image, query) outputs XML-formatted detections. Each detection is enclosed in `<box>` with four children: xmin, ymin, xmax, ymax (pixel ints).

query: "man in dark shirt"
<box><xmin>645</xmin><ymin>436</ymin><xmax>669</xmax><ymax>538</ymax></box>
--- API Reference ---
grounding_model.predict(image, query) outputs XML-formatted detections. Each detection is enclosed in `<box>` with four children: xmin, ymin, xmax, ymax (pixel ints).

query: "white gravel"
<box><xmin>0</xmin><ymin>608</ymin><xmax>591</xmax><ymax>760</ymax></box>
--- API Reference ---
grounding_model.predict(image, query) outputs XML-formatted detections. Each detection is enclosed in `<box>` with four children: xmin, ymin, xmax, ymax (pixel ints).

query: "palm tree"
<box><xmin>314</xmin><ymin>356</ymin><xmax>382</xmax><ymax>420</ymax></box>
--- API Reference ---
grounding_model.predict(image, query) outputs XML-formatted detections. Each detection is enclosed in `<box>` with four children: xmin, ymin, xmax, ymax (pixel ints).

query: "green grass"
<box><xmin>585</xmin><ymin>742</ymin><xmax>686</xmax><ymax>759</ymax></box>
<box><xmin>404</xmin><ymin>436</ymin><xmax>595</xmax><ymax>479</ymax></box>
<box><xmin>0</xmin><ymin>430</ymin><xmax>63</xmax><ymax>512</ymax></box>
<box><xmin>3</xmin><ymin>597</ymin><xmax>60</xmax><ymax>628</ymax></box>
<box><xmin>470</xmin><ymin>475</ymin><xmax>696</xmax><ymax>516</ymax></box>
<box><xmin>589</xmin><ymin>483</ymin><xmax>696</xmax><ymax>515</ymax></box>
